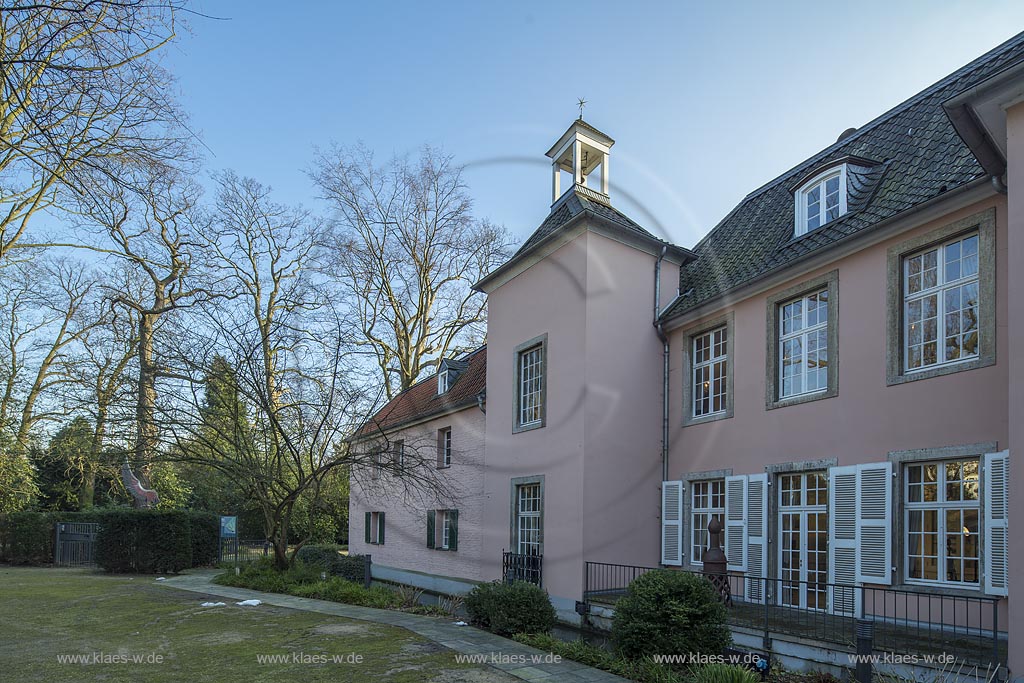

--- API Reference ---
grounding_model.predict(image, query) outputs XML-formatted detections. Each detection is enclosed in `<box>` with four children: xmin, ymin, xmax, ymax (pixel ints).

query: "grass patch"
<box><xmin>0</xmin><ymin>566</ymin><xmax>512</xmax><ymax>682</ymax></box>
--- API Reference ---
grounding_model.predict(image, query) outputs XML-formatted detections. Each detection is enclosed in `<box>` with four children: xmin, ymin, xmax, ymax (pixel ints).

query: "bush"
<box><xmin>213</xmin><ymin>561</ymin><xmax>401</xmax><ymax>609</ymax></box>
<box><xmin>612</xmin><ymin>570</ymin><xmax>731</xmax><ymax>660</ymax></box>
<box><xmin>464</xmin><ymin>581</ymin><xmax>555</xmax><ymax>636</ymax></box>
<box><xmin>693</xmin><ymin>663</ymin><xmax>760</xmax><ymax>683</ymax></box>
<box><xmin>95</xmin><ymin>509</ymin><xmax>192</xmax><ymax>573</ymax></box>
<box><xmin>513</xmin><ymin>633</ymin><xmax>689</xmax><ymax>683</ymax></box>
<box><xmin>186</xmin><ymin>511</ymin><xmax>220</xmax><ymax>567</ymax></box>
<box><xmin>294</xmin><ymin>544</ymin><xmax>367</xmax><ymax>583</ymax></box>
<box><xmin>0</xmin><ymin>510</ymin><xmax>106</xmax><ymax>564</ymax></box>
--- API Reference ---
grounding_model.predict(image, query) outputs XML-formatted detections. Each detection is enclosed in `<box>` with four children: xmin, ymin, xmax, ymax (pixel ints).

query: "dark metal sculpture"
<box><xmin>702</xmin><ymin>517</ymin><xmax>733</xmax><ymax>606</ymax></box>
<box><xmin>121</xmin><ymin>458</ymin><xmax>160</xmax><ymax>508</ymax></box>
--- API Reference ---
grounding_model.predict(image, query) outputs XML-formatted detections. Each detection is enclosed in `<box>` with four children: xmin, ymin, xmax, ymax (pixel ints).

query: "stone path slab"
<box><xmin>160</xmin><ymin>571</ymin><xmax>630</xmax><ymax>683</ymax></box>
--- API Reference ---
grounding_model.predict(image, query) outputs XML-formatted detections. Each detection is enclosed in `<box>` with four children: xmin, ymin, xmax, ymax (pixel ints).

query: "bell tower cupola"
<box><xmin>545</xmin><ymin>112</ymin><xmax>614</xmax><ymax>205</ymax></box>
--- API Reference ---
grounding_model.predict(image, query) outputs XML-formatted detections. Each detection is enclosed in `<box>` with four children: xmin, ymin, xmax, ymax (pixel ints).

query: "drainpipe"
<box><xmin>992</xmin><ymin>174</ymin><xmax>1008</xmax><ymax>195</ymax></box>
<box><xmin>654</xmin><ymin>246</ymin><xmax>670</xmax><ymax>483</ymax></box>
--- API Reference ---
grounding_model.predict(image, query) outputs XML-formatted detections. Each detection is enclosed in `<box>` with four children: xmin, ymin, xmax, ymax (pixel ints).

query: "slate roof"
<box><xmin>661</xmin><ymin>30</ymin><xmax>1024</xmax><ymax>321</ymax></box>
<box><xmin>512</xmin><ymin>183</ymin><xmax>676</xmax><ymax>259</ymax></box>
<box><xmin>354</xmin><ymin>347</ymin><xmax>486</xmax><ymax>439</ymax></box>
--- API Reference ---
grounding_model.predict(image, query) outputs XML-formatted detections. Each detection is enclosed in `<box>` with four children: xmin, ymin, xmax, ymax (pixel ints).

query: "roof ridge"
<box><xmin>737</xmin><ymin>30</ymin><xmax>1024</xmax><ymax>203</ymax></box>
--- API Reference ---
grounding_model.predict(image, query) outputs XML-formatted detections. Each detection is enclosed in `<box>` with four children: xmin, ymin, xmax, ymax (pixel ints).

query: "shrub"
<box><xmin>6</xmin><ymin>512</ymin><xmax>52</xmax><ymax>564</ymax></box>
<box><xmin>464</xmin><ymin>581</ymin><xmax>555</xmax><ymax>636</ymax></box>
<box><xmin>513</xmin><ymin>633</ymin><xmax>689</xmax><ymax>683</ymax></box>
<box><xmin>294</xmin><ymin>544</ymin><xmax>367</xmax><ymax>583</ymax></box>
<box><xmin>214</xmin><ymin>562</ymin><xmax>401</xmax><ymax>609</ymax></box>
<box><xmin>612</xmin><ymin>570</ymin><xmax>731</xmax><ymax>660</ymax></box>
<box><xmin>95</xmin><ymin>509</ymin><xmax>192</xmax><ymax>573</ymax></box>
<box><xmin>694</xmin><ymin>663</ymin><xmax>760</xmax><ymax>683</ymax></box>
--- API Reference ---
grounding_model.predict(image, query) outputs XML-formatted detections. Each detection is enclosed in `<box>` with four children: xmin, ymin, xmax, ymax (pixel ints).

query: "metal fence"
<box><xmin>219</xmin><ymin>538</ymin><xmax>271</xmax><ymax>564</ymax></box>
<box><xmin>54</xmin><ymin>522</ymin><xmax>98</xmax><ymax>567</ymax></box>
<box><xmin>582</xmin><ymin>562</ymin><xmax>1005</xmax><ymax>670</ymax></box>
<box><xmin>503</xmin><ymin>551</ymin><xmax>542</xmax><ymax>586</ymax></box>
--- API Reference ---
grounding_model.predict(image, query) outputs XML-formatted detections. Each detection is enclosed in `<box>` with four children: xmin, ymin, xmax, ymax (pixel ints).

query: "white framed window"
<box><xmin>518</xmin><ymin>345</ymin><xmax>543</xmax><ymax>427</ymax></box>
<box><xmin>393</xmin><ymin>440</ymin><xmax>404</xmax><ymax>469</ymax></box>
<box><xmin>515</xmin><ymin>483</ymin><xmax>542</xmax><ymax>556</ymax></box>
<box><xmin>795</xmin><ymin>167</ymin><xmax>847</xmax><ymax>236</ymax></box>
<box><xmin>690</xmin><ymin>479</ymin><xmax>724</xmax><ymax>564</ymax></box>
<box><xmin>438</xmin><ymin>369</ymin><xmax>451</xmax><ymax>394</ymax></box>
<box><xmin>693</xmin><ymin>327</ymin><xmax>728</xmax><ymax>418</ymax></box>
<box><xmin>905</xmin><ymin>459</ymin><xmax>980</xmax><ymax>586</ymax></box>
<box><xmin>779</xmin><ymin>288</ymin><xmax>829</xmax><ymax>399</ymax></box>
<box><xmin>903</xmin><ymin>233</ymin><xmax>979</xmax><ymax>373</ymax></box>
<box><xmin>437</xmin><ymin>427</ymin><xmax>452</xmax><ymax>468</ymax></box>
<box><xmin>366</xmin><ymin>511</ymin><xmax>385</xmax><ymax>545</ymax></box>
<box><xmin>441</xmin><ymin>510</ymin><xmax>452</xmax><ymax>549</ymax></box>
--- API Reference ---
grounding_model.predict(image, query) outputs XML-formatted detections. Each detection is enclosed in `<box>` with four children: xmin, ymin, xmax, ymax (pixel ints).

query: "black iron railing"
<box><xmin>219</xmin><ymin>538</ymin><xmax>271</xmax><ymax>564</ymax></box>
<box><xmin>503</xmin><ymin>551</ymin><xmax>542</xmax><ymax>586</ymax></box>
<box><xmin>582</xmin><ymin>562</ymin><xmax>1005</xmax><ymax>670</ymax></box>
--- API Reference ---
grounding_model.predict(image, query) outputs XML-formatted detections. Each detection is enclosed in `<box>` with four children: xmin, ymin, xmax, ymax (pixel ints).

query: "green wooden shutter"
<box><xmin>364</xmin><ymin>512</ymin><xmax>371</xmax><ymax>544</ymax></box>
<box><xmin>378</xmin><ymin>512</ymin><xmax>386</xmax><ymax>546</ymax></box>
<box><xmin>448</xmin><ymin>510</ymin><xmax>459</xmax><ymax>551</ymax></box>
<box><xmin>426</xmin><ymin>510</ymin><xmax>435</xmax><ymax>549</ymax></box>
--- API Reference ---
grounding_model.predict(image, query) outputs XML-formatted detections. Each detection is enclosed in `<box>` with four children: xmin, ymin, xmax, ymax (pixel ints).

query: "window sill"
<box><xmin>682</xmin><ymin>409</ymin><xmax>733</xmax><ymax>428</ymax></box>
<box><xmin>887</xmin><ymin>354</ymin><xmax>994</xmax><ymax>386</ymax></box>
<box><xmin>437</xmin><ymin>464</ymin><xmax>451</xmax><ymax>470</ymax></box>
<box><xmin>513</xmin><ymin>421</ymin><xmax>545</xmax><ymax>434</ymax></box>
<box><xmin>892</xmin><ymin>581</ymin><xmax>985</xmax><ymax>599</ymax></box>
<box><xmin>766</xmin><ymin>386</ymin><xmax>837</xmax><ymax>411</ymax></box>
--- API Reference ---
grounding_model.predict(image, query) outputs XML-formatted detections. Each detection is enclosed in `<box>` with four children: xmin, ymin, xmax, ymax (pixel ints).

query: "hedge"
<box><xmin>0</xmin><ymin>509</ymin><xmax>220</xmax><ymax>571</ymax></box>
<box><xmin>294</xmin><ymin>544</ymin><xmax>368</xmax><ymax>583</ymax></box>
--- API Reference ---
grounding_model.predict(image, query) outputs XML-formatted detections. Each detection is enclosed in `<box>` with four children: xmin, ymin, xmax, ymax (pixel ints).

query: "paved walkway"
<box><xmin>160</xmin><ymin>571</ymin><xmax>628</xmax><ymax>683</ymax></box>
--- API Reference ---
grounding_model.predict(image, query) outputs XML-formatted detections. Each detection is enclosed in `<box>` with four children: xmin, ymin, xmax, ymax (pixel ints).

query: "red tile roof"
<box><xmin>355</xmin><ymin>346</ymin><xmax>486</xmax><ymax>438</ymax></box>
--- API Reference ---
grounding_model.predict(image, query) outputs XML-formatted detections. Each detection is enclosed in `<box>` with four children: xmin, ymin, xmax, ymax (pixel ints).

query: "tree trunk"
<box><xmin>135</xmin><ymin>310</ymin><xmax>159</xmax><ymax>475</ymax></box>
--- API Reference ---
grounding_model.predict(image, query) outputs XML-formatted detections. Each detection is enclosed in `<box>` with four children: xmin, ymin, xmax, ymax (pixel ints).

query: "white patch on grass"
<box><xmin>235</xmin><ymin>599</ymin><xmax>262</xmax><ymax>606</ymax></box>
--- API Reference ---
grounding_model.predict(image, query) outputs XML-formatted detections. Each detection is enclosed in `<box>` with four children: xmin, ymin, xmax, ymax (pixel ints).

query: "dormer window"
<box><xmin>795</xmin><ymin>166</ymin><xmax>848</xmax><ymax>237</ymax></box>
<box><xmin>438</xmin><ymin>369</ymin><xmax>451</xmax><ymax>394</ymax></box>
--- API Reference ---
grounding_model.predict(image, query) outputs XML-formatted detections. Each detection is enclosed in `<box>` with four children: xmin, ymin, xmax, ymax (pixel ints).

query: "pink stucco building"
<box><xmin>351</xmin><ymin>32</ymin><xmax>1024</xmax><ymax>678</ymax></box>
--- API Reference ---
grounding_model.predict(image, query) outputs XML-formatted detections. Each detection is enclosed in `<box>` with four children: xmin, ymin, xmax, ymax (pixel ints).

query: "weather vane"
<box><xmin>577</xmin><ymin>97</ymin><xmax>587</xmax><ymax>120</ymax></box>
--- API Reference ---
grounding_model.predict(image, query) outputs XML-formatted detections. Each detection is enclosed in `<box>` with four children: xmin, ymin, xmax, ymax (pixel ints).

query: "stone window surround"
<box><xmin>764</xmin><ymin>458</ymin><xmax>838</xmax><ymax>583</ymax></box>
<box><xmin>512</xmin><ymin>333</ymin><xmax>548</xmax><ymax>434</ymax></box>
<box><xmin>509</xmin><ymin>475</ymin><xmax>545</xmax><ymax>557</ymax></box>
<box><xmin>680</xmin><ymin>468</ymin><xmax>732</xmax><ymax>571</ymax></box>
<box><xmin>887</xmin><ymin>441</ymin><xmax>998</xmax><ymax>597</ymax></box>
<box><xmin>681</xmin><ymin>313</ymin><xmax>736</xmax><ymax>427</ymax></box>
<box><xmin>885</xmin><ymin>208</ymin><xmax>996</xmax><ymax>386</ymax></box>
<box><xmin>765</xmin><ymin>270</ymin><xmax>840</xmax><ymax>410</ymax></box>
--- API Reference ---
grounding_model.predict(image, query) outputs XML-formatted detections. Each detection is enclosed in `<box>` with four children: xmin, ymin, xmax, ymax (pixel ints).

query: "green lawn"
<box><xmin>0</xmin><ymin>567</ymin><xmax>512</xmax><ymax>683</ymax></box>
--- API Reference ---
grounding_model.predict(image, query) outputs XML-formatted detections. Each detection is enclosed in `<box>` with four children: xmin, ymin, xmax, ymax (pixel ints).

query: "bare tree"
<box><xmin>311</xmin><ymin>145</ymin><xmax>511</xmax><ymax>398</ymax></box>
<box><xmin>0</xmin><ymin>255</ymin><xmax>100</xmax><ymax>450</ymax></box>
<box><xmin>84</xmin><ymin>165</ymin><xmax>215</xmax><ymax>470</ymax></box>
<box><xmin>0</xmin><ymin>0</ymin><xmax>189</xmax><ymax>261</ymax></box>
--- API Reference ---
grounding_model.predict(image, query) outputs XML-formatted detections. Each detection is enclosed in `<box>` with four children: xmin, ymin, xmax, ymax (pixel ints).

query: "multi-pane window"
<box><xmin>393</xmin><ymin>440</ymin><xmax>404</xmax><ymax>469</ymax></box>
<box><xmin>779</xmin><ymin>472</ymin><xmax>828</xmax><ymax>610</ymax></box>
<box><xmin>905</xmin><ymin>459</ymin><xmax>980</xmax><ymax>585</ymax></box>
<box><xmin>803</xmin><ymin>173</ymin><xmax>842</xmax><ymax>234</ymax></box>
<box><xmin>518</xmin><ymin>345</ymin><xmax>544</xmax><ymax>427</ymax></box>
<box><xmin>516</xmin><ymin>483</ymin><xmax>542</xmax><ymax>556</ymax></box>
<box><xmin>690</xmin><ymin>480</ymin><xmax>724</xmax><ymax>564</ymax></box>
<box><xmin>438</xmin><ymin>428</ymin><xmax>452</xmax><ymax>468</ymax></box>
<box><xmin>693</xmin><ymin>327</ymin><xmax>728</xmax><ymax>418</ymax></box>
<box><xmin>903</xmin><ymin>233</ymin><xmax>979</xmax><ymax>372</ymax></box>
<box><xmin>779</xmin><ymin>289</ymin><xmax>829</xmax><ymax>398</ymax></box>
<box><xmin>441</xmin><ymin>510</ymin><xmax>452</xmax><ymax>550</ymax></box>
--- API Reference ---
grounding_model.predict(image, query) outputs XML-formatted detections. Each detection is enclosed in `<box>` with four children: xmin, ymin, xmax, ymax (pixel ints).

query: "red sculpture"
<box><xmin>121</xmin><ymin>459</ymin><xmax>160</xmax><ymax>508</ymax></box>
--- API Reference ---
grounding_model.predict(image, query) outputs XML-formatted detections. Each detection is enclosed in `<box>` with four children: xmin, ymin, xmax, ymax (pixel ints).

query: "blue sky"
<box><xmin>170</xmin><ymin>1</ymin><xmax>1024</xmax><ymax>248</ymax></box>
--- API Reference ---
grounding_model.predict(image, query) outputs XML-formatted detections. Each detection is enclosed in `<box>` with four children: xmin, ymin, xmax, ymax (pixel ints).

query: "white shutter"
<box><xmin>725</xmin><ymin>475</ymin><xmax>747</xmax><ymax>571</ymax></box>
<box><xmin>828</xmin><ymin>465</ymin><xmax>858</xmax><ymax>616</ymax></box>
<box><xmin>661</xmin><ymin>480</ymin><xmax>683</xmax><ymax>566</ymax></box>
<box><xmin>984</xmin><ymin>450</ymin><xmax>1009</xmax><ymax>597</ymax></box>
<box><xmin>856</xmin><ymin>461</ymin><xmax>892</xmax><ymax>585</ymax></box>
<box><xmin>745</xmin><ymin>473</ymin><xmax>768</xmax><ymax>602</ymax></box>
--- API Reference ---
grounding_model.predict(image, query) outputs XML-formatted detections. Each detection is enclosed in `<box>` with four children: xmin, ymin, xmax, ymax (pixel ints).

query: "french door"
<box><xmin>778</xmin><ymin>472</ymin><xmax>829</xmax><ymax>610</ymax></box>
